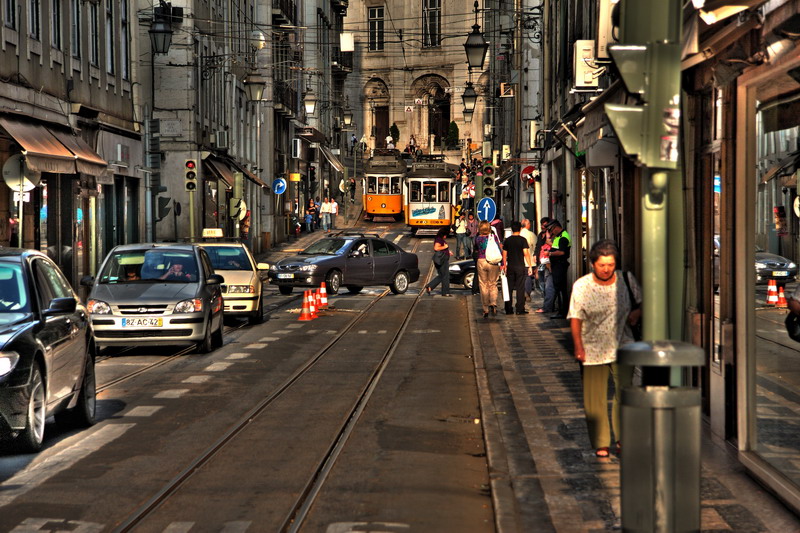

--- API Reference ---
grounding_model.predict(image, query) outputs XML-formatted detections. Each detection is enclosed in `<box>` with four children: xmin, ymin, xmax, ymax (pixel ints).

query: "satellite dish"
<box><xmin>2</xmin><ymin>154</ymin><xmax>40</xmax><ymax>192</ymax></box>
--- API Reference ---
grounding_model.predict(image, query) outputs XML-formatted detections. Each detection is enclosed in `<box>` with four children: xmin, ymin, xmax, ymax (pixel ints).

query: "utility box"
<box><xmin>618</xmin><ymin>340</ymin><xmax>705</xmax><ymax>533</ymax></box>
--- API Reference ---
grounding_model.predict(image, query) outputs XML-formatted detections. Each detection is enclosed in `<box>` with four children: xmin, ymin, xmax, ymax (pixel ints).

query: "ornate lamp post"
<box><xmin>243</xmin><ymin>72</ymin><xmax>267</xmax><ymax>102</ymax></box>
<box><xmin>462</xmin><ymin>81</ymin><xmax>478</xmax><ymax>112</ymax></box>
<box><xmin>464</xmin><ymin>1</ymin><xmax>488</xmax><ymax>70</ymax></box>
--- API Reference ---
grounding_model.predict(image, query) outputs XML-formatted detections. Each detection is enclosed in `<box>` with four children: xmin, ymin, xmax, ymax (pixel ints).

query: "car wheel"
<box><xmin>278</xmin><ymin>285</ymin><xmax>293</xmax><ymax>296</ymax></box>
<box><xmin>390</xmin><ymin>271</ymin><xmax>410</xmax><ymax>294</ymax></box>
<box><xmin>463</xmin><ymin>271</ymin><xmax>475</xmax><ymax>290</ymax></box>
<box><xmin>17</xmin><ymin>363</ymin><xmax>46</xmax><ymax>453</ymax></box>
<box><xmin>55</xmin><ymin>354</ymin><xmax>97</xmax><ymax>429</ymax></box>
<box><xmin>197</xmin><ymin>318</ymin><xmax>214</xmax><ymax>354</ymax></box>
<box><xmin>211</xmin><ymin>318</ymin><xmax>224</xmax><ymax>349</ymax></box>
<box><xmin>346</xmin><ymin>285</ymin><xmax>363</xmax><ymax>294</ymax></box>
<box><xmin>326</xmin><ymin>271</ymin><xmax>342</xmax><ymax>294</ymax></box>
<box><xmin>249</xmin><ymin>293</ymin><xmax>265</xmax><ymax>325</ymax></box>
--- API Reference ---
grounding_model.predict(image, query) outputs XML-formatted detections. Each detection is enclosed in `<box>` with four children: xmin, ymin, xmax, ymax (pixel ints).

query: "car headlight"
<box><xmin>174</xmin><ymin>298</ymin><xmax>203</xmax><ymax>313</ymax></box>
<box><xmin>226</xmin><ymin>284</ymin><xmax>254</xmax><ymax>294</ymax></box>
<box><xmin>298</xmin><ymin>265</ymin><xmax>318</xmax><ymax>272</ymax></box>
<box><xmin>0</xmin><ymin>351</ymin><xmax>20</xmax><ymax>377</ymax></box>
<box><xmin>88</xmin><ymin>300</ymin><xmax>111</xmax><ymax>314</ymax></box>
<box><xmin>269</xmin><ymin>264</ymin><xmax>279</xmax><ymax>272</ymax></box>
<box><xmin>755</xmin><ymin>262</ymin><xmax>767</xmax><ymax>270</ymax></box>
<box><xmin>789</xmin><ymin>262</ymin><xmax>797</xmax><ymax>269</ymax></box>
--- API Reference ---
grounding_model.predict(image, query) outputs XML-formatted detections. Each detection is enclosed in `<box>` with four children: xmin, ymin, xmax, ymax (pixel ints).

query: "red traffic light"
<box><xmin>483</xmin><ymin>164</ymin><xmax>495</xmax><ymax>177</ymax></box>
<box><xmin>185</xmin><ymin>160</ymin><xmax>197</xmax><ymax>170</ymax></box>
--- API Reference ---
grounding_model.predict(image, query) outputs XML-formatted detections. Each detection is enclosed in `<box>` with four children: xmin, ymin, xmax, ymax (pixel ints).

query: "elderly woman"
<box><xmin>473</xmin><ymin>220</ymin><xmax>503</xmax><ymax>318</ymax></box>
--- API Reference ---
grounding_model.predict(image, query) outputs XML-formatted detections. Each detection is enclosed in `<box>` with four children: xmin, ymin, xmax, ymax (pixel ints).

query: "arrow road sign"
<box><xmin>273</xmin><ymin>178</ymin><xmax>287</xmax><ymax>195</ymax></box>
<box><xmin>477</xmin><ymin>197</ymin><xmax>496</xmax><ymax>222</ymax></box>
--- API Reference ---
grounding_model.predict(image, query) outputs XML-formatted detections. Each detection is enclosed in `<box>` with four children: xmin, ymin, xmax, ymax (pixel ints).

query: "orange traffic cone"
<box><xmin>778</xmin><ymin>286</ymin><xmax>789</xmax><ymax>308</ymax></box>
<box><xmin>318</xmin><ymin>282</ymin><xmax>329</xmax><ymax>309</ymax></box>
<box><xmin>767</xmin><ymin>279</ymin><xmax>779</xmax><ymax>306</ymax></box>
<box><xmin>298</xmin><ymin>290</ymin><xmax>315</xmax><ymax>321</ymax></box>
<box><xmin>308</xmin><ymin>290</ymin><xmax>319</xmax><ymax>319</ymax></box>
<box><xmin>314</xmin><ymin>289</ymin><xmax>323</xmax><ymax>313</ymax></box>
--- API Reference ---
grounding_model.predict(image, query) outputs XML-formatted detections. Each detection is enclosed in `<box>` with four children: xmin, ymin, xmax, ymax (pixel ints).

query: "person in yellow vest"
<box><xmin>548</xmin><ymin>219</ymin><xmax>571</xmax><ymax>319</ymax></box>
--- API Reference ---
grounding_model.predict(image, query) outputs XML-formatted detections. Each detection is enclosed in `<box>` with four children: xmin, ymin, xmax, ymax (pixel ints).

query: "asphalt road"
<box><xmin>0</xmin><ymin>221</ymin><xmax>492</xmax><ymax>532</ymax></box>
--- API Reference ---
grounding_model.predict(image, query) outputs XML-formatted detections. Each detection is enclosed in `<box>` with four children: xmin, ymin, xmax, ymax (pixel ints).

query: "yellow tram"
<box><xmin>362</xmin><ymin>149</ymin><xmax>406</xmax><ymax>221</ymax></box>
<box><xmin>404</xmin><ymin>156</ymin><xmax>459</xmax><ymax>235</ymax></box>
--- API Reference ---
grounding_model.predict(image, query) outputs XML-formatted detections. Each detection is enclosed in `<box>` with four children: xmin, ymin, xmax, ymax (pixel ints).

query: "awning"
<box><xmin>204</xmin><ymin>157</ymin><xmax>234</xmax><ymax>189</ymax></box>
<box><xmin>229</xmin><ymin>159</ymin><xmax>268</xmax><ymax>188</ymax></box>
<box><xmin>320</xmin><ymin>145</ymin><xmax>345</xmax><ymax>173</ymax></box>
<box><xmin>298</xmin><ymin>127</ymin><xmax>327</xmax><ymax>143</ymax></box>
<box><xmin>762</xmin><ymin>150</ymin><xmax>800</xmax><ymax>183</ymax></box>
<box><xmin>48</xmin><ymin>128</ymin><xmax>108</xmax><ymax>176</ymax></box>
<box><xmin>0</xmin><ymin>117</ymin><xmax>77</xmax><ymax>174</ymax></box>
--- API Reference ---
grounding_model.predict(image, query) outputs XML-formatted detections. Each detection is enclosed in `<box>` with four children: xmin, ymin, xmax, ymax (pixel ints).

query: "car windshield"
<box><xmin>300</xmin><ymin>239</ymin><xmax>349</xmax><ymax>255</ymax></box>
<box><xmin>98</xmin><ymin>250</ymin><xmax>199</xmax><ymax>283</ymax></box>
<box><xmin>0</xmin><ymin>262</ymin><xmax>31</xmax><ymax>322</ymax></box>
<box><xmin>204</xmin><ymin>246</ymin><xmax>251</xmax><ymax>271</ymax></box>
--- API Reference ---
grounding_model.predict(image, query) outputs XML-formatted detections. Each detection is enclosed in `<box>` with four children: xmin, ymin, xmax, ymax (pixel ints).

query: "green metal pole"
<box><xmin>188</xmin><ymin>189</ymin><xmax>195</xmax><ymax>242</ymax></box>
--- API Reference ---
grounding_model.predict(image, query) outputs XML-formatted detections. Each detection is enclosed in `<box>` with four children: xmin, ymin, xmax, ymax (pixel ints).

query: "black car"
<box><xmin>0</xmin><ymin>249</ymin><xmax>96</xmax><ymax>452</ymax></box>
<box><xmin>268</xmin><ymin>233</ymin><xmax>420</xmax><ymax>295</ymax></box>
<box><xmin>449</xmin><ymin>259</ymin><xmax>476</xmax><ymax>290</ymax></box>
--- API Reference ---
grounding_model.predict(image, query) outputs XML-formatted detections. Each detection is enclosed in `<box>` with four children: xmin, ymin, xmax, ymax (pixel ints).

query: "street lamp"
<box><xmin>303</xmin><ymin>80</ymin><xmax>317</xmax><ymax>115</ymax></box>
<box><xmin>463</xmin><ymin>109</ymin><xmax>474</xmax><ymax>124</ymax></box>
<box><xmin>464</xmin><ymin>1</ymin><xmax>488</xmax><ymax>70</ymax></box>
<box><xmin>243</xmin><ymin>71</ymin><xmax>267</xmax><ymax>102</ymax></box>
<box><xmin>149</xmin><ymin>19</ymin><xmax>173</xmax><ymax>54</ymax></box>
<box><xmin>343</xmin><ymin>106</ymin><xmax>353</xmax><ymax>126</ymax></box>
<box><xmin>462</xmin><ymin>81</ymin><xmax>478</xmax><ymax>112</ymax></box>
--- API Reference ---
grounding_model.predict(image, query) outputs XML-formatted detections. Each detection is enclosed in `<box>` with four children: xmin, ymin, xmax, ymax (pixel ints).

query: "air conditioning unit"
<box><xmin>597</xmin><ymin>0</ymin><xmax>618</xmax><ymax>60</ymax></box>
<box><xmin>574</xmin><ymin>40</ymin><xmax>599</xmax><ymax>89</ymax></box>
<box><xmin>291</xmin><ymin>138</ymin><xmax>301</xmax><ymax>159</ymax></box>
<box><xmin>214</xmin><ymin>130</ymin><xmax>229</xmax><ymax>150</ymax></box>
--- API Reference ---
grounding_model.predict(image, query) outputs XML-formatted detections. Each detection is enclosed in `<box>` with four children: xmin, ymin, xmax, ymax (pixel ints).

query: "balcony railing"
<box><xmin>272</xmin><ymin>0</ymin><xmax>296</xmax><ymax>25</ymax></box>
<box><xmin>332</xmin><ymin>48</ymin><xmax>353</xmax><ymax>72</ymax></box>
<box><xmin>274</xmin><ymin>81</ymin><xmax>297</xmax><ymax>115</ymax></box>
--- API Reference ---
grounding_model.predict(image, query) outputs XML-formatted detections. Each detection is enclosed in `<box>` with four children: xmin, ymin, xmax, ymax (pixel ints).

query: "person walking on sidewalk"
<box><xmin>425</xmin><ymin>226</ymin><xmax>453</xmax><ymax>297</ymax></box>
<box><xmin>548</xmin><ymin>219</ymin><xmax>571</xmax><ymax>318</ymax></box>
<box><xmin>474</xmin><ymin>220</ymin><xmax>503</xmax><ymax>317</ymax></box>
<box><xmin>330</xmin><ymin>197</ymin><xmax>338</xmax><ymax>230</ymax></box>
<box><xmin>568</xmin><ymin>239</ymin><xmax>641</xmax><ymax>458</ymax></box>
<box><xmin>320</xmin><ymin>198</ymin><xmax>332</xmax><ymax>232</ymax></box>
<box><xmin>502</xmin><ymin>221</ymin><xmax>533</xmax><ymax>314</ymax></box>
<box><xmin>454</xmin><ymin>214</ymin><xmax>470</xmax><ymax>259</ymax></box>
<box><xmin>520</xmin><ymin>218</ymin><xmax>537</xmax><ymax>301</ymax></box>
<box><xmin>348</xmin><ymin>178</ymin><xmax>357</xmax><ymax>204</ymax></box>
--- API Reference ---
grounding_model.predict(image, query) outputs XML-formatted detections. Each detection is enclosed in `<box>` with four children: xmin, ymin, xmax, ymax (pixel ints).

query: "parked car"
<box><xmin>198</xmin><ymin>240</ymin><xmax>269</xmax><ymax>325</ymax></box>
<box><xmin>82</xmin><ymin>244</ymin><xmax>225</xmax><ymax>353</ymax></box>
<box><xmin>449</xmin><ymin>259</ymin><xmax>476</xmax><ymax>290</ymax></box>
<box><xmin>268</xmin><ymin>232</ymin><xmax>420</xmax><ymax>295</ymax></box>
<box><xmin>0</xmin><ymin>249</ymin><xmax>96</xmax><ymax>452</ymax></box>
<box><xmin>714</xmin><ymin>236</ymin><xmax>798</xmax><ymax>286</ymax></box>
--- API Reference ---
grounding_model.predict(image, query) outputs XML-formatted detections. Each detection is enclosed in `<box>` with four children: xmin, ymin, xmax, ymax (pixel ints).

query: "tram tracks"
<box><xmin>112</xmin><ymin>271</ymin><xmax>428</xmax><ymax>532</ymax></box>
<box><xmin>95</xmin><ymin>293</ymin><xmax>304</xmax><ymax>393</ymax></box>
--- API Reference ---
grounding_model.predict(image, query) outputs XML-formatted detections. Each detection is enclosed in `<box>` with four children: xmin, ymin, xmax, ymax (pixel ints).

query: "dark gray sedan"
<box><xmin>268</xmin><ymin>233</ymin><xmax>420</xmax><ymax>295</ymax></box>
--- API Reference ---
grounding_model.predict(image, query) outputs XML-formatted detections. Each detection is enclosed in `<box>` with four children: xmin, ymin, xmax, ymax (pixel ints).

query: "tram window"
<box><xmin>410</xmin><ymin>182</ymin><xmax>421</xmax><ymax>202</ymax></box>
<box><xmin>378</xmin><ymin>177</ymin><xmax>389</xmax><ymax>194</ymax></box>
<box><xmin>423</xmin><ymin>183</ymin><xmax>437</xmax><ymax>202</ymax></box>
<box><xmin>372</xmin><ymin>239</ymin><xmax>396</xmax><ymax>256</ymax></box>
<box><xmin>391</xmin><ymin>177</ymin><xmax>401</xmax><ymax>194</ymax></box>
<box><xmin>367</xmin><ymin>176</ymin><xmax>377</xmax><ymax>193</ymax></box>
<box><xmin>438</xmin><ymin>182</ymin><xmax>449</xmax><ymax>202</ymax></box>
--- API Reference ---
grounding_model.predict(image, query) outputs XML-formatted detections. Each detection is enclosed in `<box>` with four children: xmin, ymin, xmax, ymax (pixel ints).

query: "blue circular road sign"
<box><xmin>273</xmin><ymin>178</ymin><xmax>287</xmax><ymax>195</ymax></box>
<box><xmin>477</xmin><ymin>197</ymin><xmax>496</xmax><ymax>222</ymax></box>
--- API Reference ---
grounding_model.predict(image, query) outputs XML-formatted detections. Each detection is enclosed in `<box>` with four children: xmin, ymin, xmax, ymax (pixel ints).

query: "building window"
<box><xmin>28</xmin><ymin>0</ymin><xmax>40</xmax><ymax>39</ymax></box>
<box><xmin>51</xmin><ymin>0</ymin><xmax>61</xmax><ymax>49</ymax></box>
<box><xmin>71</xmin><ymin>0</ymin><xmax>81</xmax><ymax>58</ymax></box>
<box><xmin>105</xmin><ymin>0</ymin><xmax>114</xmax><ymax>74</ymax></box>
<box><xmin>5</xmin><ymin>0</ymin><xmax>16</xmax><ymax>29</ymax></box>
<box><xmin>368</xmin><ymin>7</ymin><xmax>384</xmax><ymax>52</ymax></box>
<box><xmin>422</xmin><ymin>0</ymin><xmax>440</xmax><ymax>48</ymax></box>
<box><xmin>89</xmin><ymin>2</ymin><xmax>98</xmax><ymax>66</ymax></box>
<box><xmin>120</xmin><ymin>0</ymin><xmax>129</xmax><ymax>79</ymax></box>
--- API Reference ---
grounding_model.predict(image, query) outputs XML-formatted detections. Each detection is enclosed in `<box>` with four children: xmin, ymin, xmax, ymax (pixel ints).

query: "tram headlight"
<box><xmin>381</xmin><ymin>203</ymin><xmax>386</xmax><ymax>208</ymax></box>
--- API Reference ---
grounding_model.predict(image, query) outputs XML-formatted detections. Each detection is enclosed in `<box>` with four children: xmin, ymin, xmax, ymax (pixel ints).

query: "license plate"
<box><xmin>773</xmin><ymin>271</ymin><xmax>789</xmax><ymax>277</ymax></box>
<box><xmin>122</xmin><ymin>317</ymin><xmax>162</xmax><ymax>327</ymax></box>
<box><xmin>277</xmin><ymin>273</ymin><xmax>294</xmax><ymax>279</ymax></box>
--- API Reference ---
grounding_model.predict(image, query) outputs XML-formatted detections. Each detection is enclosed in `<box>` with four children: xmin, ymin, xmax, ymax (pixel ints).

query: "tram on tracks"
<box><xmin>362</xmin><ymin>149</ymin><xmax>406</xmax><ymax>222</ymax></box>
<box><xmin>404</xmin><ymin>155</ymin><xmax>459</xmax><ymax>235</ymax></box>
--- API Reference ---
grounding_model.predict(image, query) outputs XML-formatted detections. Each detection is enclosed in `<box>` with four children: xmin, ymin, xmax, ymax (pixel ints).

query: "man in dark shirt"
<box><xmin>502</xmin><ymin>221</ymin><xmax>533</xmax><ymax>314</ymax></box>
<box><xmin>548</xmin><ymin>219</ymin><xmax>571</xmax><ymax>318</ymax></box>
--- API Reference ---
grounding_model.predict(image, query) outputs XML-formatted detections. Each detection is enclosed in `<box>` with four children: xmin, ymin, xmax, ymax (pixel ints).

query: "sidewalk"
<box><xmin>470</xmin><ymin>294</ymin><xmax>800</xmax><ymax>532</ymax></box>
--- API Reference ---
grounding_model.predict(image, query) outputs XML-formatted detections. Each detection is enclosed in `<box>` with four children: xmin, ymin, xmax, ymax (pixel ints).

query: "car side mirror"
<box><xmin>80</xmin><ymin>275</ymin><xmax>94</xmax><ymax>287</ymax></box>
<box><xmin>207</xmin><ymin>274</ymin><xmax>225</xmax><ymax>285</ymax></box>
<box><xmin>43</xmin><ymin>297</ymin><xmax>77</xmax><ymax>317</ymax></box>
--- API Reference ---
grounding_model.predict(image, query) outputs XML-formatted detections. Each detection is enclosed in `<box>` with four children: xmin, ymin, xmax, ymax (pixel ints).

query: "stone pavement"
<box><xmin>469</xmin><ymin>294</ymin><xmax>800</xmax><ymax>532</ymax></box>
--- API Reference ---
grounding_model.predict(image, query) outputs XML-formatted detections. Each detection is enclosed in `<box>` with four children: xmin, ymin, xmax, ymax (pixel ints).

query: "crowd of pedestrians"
<box><xmin>302</xmin><ymin>196</ymin><xmax>339</xmax><ymax>233</ymax></box>
<box><xmin>426</xmin><ymin>214</ymin><xmax>642</xmax><ymax>458</ymax></box>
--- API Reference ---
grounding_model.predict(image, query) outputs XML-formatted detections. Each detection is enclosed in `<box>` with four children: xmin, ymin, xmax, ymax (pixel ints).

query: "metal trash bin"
<box><xmin>618</xmin><ymin>340</ymin><xmax>705</xmax><ymax>533</ymax></box>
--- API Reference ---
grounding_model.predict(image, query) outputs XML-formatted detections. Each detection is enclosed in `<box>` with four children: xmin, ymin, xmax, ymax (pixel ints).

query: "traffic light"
<box><xmin>309</xmin><ymin>166</ymin><xmax>316</xmax><ymax>182</ymax></box>
<box><xmin>184</xmin><ymin>159</ymin><xmax>198</xmax><ymax>191</ymax></box>
<box><xmin>156</xmin><ymin>196</ymin><xmax>171</xmax><ymax>221</ymax></box>
<box><xmin>481</xmin><ymin>162</ymin><xmax>496</xmax><ymax>198</ymax></box>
